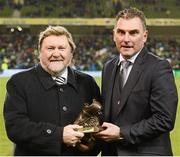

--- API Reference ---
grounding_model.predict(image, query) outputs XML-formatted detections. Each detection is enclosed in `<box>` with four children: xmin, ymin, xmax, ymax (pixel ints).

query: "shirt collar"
<box><xmin>118</xmin><ymin>47</ymin><xmax>143</xmax><ymax>65</ymax></box>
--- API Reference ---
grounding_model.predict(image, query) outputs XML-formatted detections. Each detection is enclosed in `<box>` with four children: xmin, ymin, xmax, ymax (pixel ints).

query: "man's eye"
<box><xmin>48</xmin><ymin>47</ymin><xmax>54</xmax><ymax>50</ymax></box>
<box><xmin>117</xmin><ymin>29</ymin><xmax>125</xmax><ymax>35</ymax></box>
<box><xmin>59</xmin><ymin>47</ymin><xmax>66</xmax><ymax>50</ymax></box>
<box><xmin>130</xmin><ymin>30</ymin><xmax>139</xmax><ymax>35</ymax></box>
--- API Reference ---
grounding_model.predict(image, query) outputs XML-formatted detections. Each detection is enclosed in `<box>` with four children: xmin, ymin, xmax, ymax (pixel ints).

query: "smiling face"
<box><xmin>39</xmin><ymin>35</ymin><xmax>73</xmax><ymax>76</ymax></box>
<box><xmin>113</xmin><ymin>17</ymin><xmax>148</xmax><ymax>59</ymax></box>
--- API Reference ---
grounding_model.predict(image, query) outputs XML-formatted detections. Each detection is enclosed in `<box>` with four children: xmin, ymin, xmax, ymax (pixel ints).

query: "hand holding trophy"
<box><xmin>74</xmin><ymin>99</ymin><xmax>103</xmax><ymax>151</ymax></box>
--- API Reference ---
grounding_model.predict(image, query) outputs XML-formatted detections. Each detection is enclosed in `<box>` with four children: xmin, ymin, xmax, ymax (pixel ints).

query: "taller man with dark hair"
<box><xmin>96</xmin><ymin>7</ymin><xmax>178</xmax><ymax>156</ymax></box>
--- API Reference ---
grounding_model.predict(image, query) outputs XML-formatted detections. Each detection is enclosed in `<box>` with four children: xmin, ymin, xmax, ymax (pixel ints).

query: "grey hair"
<box><xmin>38</xmin><ymin>26</ymin><xmax>76</xmax><ymax>53</ymax></box>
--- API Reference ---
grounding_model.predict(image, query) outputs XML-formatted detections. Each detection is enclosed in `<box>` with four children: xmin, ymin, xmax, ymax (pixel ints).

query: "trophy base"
<box><xmin>77</xmin><ymin>126</ymin><xmax>105</xmax><ymax>133</ymax></box>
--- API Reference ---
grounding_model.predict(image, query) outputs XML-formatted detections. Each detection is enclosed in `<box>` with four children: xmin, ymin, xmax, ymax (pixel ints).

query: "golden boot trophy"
<box><xmin>74</xmin><ymin>99</ymin><xmax>103</xmax><ymax>151</ymax></box>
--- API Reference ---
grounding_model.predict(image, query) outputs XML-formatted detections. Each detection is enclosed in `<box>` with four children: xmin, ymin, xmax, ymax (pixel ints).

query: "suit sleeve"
<box><xmin>120</xmin><ymin>59</ymin><xmax>178</xmax><ymax>144</ymax></box>
<box><xmin>3</xmin><ymin>77</ymin><xmax>63</xmax><ymax>154</ymax></box>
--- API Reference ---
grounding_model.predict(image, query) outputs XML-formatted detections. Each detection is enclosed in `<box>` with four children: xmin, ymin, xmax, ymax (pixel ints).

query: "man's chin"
<box><xmin>48</xmin><ymin>66</ymin><xmax>65</xmax><ymax>75</ymax></box>
<box><xmin>121</xmin><ymin>50</ymin><xmax>135</xmax><ymax>58</ymax></box>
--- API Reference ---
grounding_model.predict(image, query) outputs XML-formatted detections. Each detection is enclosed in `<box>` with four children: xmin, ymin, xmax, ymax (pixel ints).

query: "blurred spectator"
<box><xmin>1</xmin><ymin>58</ymin><xmax>9</xmax><ymax>70</ymax></box>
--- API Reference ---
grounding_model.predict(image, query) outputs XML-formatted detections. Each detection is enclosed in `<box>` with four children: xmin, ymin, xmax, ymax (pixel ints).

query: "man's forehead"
<box><xmin>115</xmin><ymin>17</ymin><xmax>144</xmax><ymax>30</ymax></box>
<box><xmin>117</xmin><ymin>17</ymin><xmax>142</xmax><ymax>24</ymax></box>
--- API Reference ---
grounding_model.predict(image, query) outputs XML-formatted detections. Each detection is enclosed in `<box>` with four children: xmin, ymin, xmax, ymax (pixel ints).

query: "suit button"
<box><xmin>46</xmin><ymin>129</ymin><xmax>52</xmax><ymax>134</ymax></box>
<box><xmin>63</xmin><ymin>106</ymin><xmax>67</xmax><ymax>111</ymax></box>
<box><xmin>60</xmin><ymin>88</ymin><xmax>63</xmax><ymax>92</ymax></box>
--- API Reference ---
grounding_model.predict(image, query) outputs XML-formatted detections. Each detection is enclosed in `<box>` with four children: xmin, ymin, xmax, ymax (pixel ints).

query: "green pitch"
<box><xmin>0</xmin><ymin>77</ymin><xmax>13</xmax><ymax>155</ymax></box>
<box><xmin>0</xmin><ymin>76</ymin><xmax>180</xmax><ymax>155</ymax></box>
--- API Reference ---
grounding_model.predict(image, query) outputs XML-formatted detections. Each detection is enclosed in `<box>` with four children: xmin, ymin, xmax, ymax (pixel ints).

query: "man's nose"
<box><xmin>123</xmin><ymin>33</ymin><xmax>130</xmax><ymax>42</ymax></box>
<box><xmin>52</xmin><ymin>48</ymin><xmax>60</xmax><ymax>57</ymax></box>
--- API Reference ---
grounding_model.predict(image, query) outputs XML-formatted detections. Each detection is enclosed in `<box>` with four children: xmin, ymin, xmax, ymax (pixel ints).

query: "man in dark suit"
<box><xmin>96</xmin><ymin>7</ymin><xmax>178</xmax><ymax>155</ymax></box>
<box><xmin>3</xmin><ymin>26</ymin><xmax>101</xmax><ymax>156</ymax></box>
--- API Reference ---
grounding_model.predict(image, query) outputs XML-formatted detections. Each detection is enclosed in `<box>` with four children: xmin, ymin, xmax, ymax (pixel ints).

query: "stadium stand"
<box><xmin>0</xmin><ymin>0</ymin><xmax>180</xmax><ymax>71</ymax></box>
<box><xmin>0</xmin><ymin>28</ymin><xmax>180</xmax><ymax>71</ymax></box>
<box><xmin>0</xmin><ymin>0</ymin><xmax>180</xmax><ymax>18</ymax></box>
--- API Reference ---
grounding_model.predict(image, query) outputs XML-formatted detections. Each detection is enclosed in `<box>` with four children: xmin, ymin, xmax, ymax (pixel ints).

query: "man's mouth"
<box><xmin>121</xmin><ymin>45</ymin><xmax>133</xmax><ymax>48</ymax></box>
<box><xmin>50</xmin><ymin>60</ymin><xmax>62</xmax><ymax>62</ymax></box>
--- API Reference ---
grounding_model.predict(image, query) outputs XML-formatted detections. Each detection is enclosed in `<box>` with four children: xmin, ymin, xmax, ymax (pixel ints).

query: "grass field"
<box><xmin>0</xmin><ymin>76</ymin><xmax>180</xmax><ymax>155</ymax></box>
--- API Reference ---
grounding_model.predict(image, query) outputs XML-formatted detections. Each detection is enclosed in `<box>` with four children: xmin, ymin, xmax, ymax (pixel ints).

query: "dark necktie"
<box><xmin>120</xmin><ymin>60</ymin><xmax>131</xmax><ymax>89</ymax></box>
<box><xmin>54</xmin><ymin>76</ymin><xmax>66</xmax><ymax>85</ymax></box>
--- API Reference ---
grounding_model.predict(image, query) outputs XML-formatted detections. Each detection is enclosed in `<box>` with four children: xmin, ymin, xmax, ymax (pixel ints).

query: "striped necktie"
<box><xmin>54</xmin><ymin>76</ymin><xmax>66</xmax><ymax>85</ymax></box>
<box><xmin>120</xmin><ymin>60</ymin><xmax>131</xmax><ymax>88</ymax></box>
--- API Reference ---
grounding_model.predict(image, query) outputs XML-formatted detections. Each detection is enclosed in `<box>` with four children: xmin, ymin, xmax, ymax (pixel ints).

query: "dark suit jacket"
<box><xmin>101</xmin><ymin>47</ymin><xmax>178</xmax><ymax>156</ymax></box>
<box><xmin>3</xmin><ymin>64</ymin><xmax>101</xmax><ymax>156</ymax></box>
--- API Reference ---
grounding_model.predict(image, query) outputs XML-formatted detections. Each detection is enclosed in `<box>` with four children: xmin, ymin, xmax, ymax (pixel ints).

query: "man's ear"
<box><xmin>143</xmin><ymin>30</ymin><xmax>148</xmax><ymax>43</ymax></box>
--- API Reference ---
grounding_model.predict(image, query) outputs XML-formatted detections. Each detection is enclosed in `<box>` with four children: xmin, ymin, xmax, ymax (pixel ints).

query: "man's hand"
<box><xmin>63</xmin><ymin>124</ymin><xmax>84</xmax><ymax>147</ymax></box>
<box><xmin>95</xmin><ymin>122</ymin><xmax>121</xmax><ymax>142</ymax></box>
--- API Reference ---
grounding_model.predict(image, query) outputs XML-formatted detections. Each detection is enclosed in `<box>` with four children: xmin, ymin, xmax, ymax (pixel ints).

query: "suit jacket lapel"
<box><xmin>104</xmin><ymin>58</ymin><xmax>119</xmax><ymax>121</ymax></box>
<box><xmin>116</xmin><ymin>48</ymin><xmax>147</xmax><ymax>116</ymax></box>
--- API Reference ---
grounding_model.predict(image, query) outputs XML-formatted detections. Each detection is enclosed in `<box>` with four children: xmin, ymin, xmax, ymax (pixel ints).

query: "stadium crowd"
<box><xmin>0</xmin><ymin>0</ymin><xmax>122</xmax><ymax>18</ymax></box>
<box><xmin>0</xmin><ymin>30</ymin><xmax>180</xmax><ymax>72</ymax></box>
<box><xmin>1</xmin><ymin>0</ymin><xmax>180</xmax><ymax>18</ymax></box>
